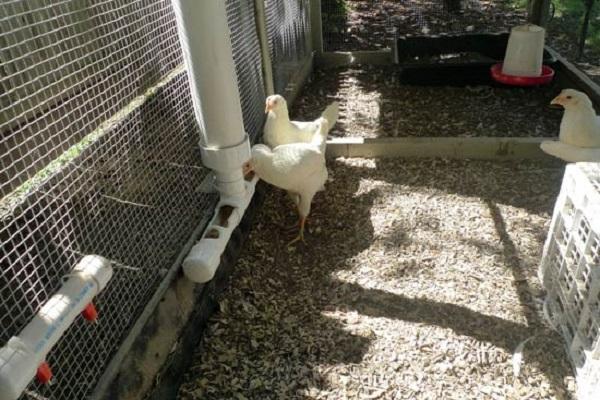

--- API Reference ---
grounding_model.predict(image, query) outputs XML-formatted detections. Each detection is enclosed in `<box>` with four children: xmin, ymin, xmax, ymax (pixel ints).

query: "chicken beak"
<box><xmin>550</xmin><ymin>96</ymin><xmax>563</xmax><ymax>107</ymax></box>
<box><xmin>265</xmin><ymin>98</ymin><xmax>275</xmax><ymax>113</ymax></box>
<box><xmin>242</xmin><ymin>162</ymin><xmax>253</xmax><ymax>177</ymax></box>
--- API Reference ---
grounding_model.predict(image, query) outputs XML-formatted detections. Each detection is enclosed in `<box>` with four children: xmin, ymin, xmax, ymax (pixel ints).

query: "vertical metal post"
<box><xmin>310</xmin><ymin>0</ymin><xmax>323</xmax><ymax>55</ymax></box>
<box><xmin>254</xmin><ymin>0</ymin><xmax>275</xmax><ymax>95</ymax></box>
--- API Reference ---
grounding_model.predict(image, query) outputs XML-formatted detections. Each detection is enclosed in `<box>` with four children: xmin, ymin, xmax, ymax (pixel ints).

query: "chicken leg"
<box><xmin>279</xmin><ymin>191</ymin><xmax>302</xmax><ymax>230</ymax></box>
<box><xmin>288</xmin><ymin>194</ymin><xmax>312</xmax><ymax>245</ymax></box>
<box><xmin>288</xmin><ymin>216</ymin><xmax>306</xmax><ymax>245</ymax></box>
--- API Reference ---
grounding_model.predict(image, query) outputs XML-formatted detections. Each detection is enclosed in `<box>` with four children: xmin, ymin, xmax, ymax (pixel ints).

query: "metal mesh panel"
<box><xmin>265</xmin><ymin>0</ymin><xmax>311</xmax><ymax>94</ymax></box>
<box><xmin>0</xmin><ymin>0</ymin><xmax>269</xmax><ymax>399</ymax></box>
<box><xmin>226</xmin><ymin>0</ymin><xmax>267</xmax><ymax>141</ymax></box>
<box><xmin>2</xmin><ymin>71</ymin><xmax>215</xmax><ymax>400</ymax></box>
<box><xmin>0</xmin><ymin>0</ymin><xmax>183</xmax><ymax>198</ymax></box>
<box><xmin>321</xmin><ymin>0</ymin><xmax>527</xmax><ymax>51</ymax></box>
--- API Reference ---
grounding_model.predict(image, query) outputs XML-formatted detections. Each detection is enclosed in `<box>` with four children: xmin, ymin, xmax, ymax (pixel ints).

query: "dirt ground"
<box><xmin>321</xmin><ymin>0</ymin><xmax>600</xmax><ymax>86</ymax></box>
<box><xmin>178</xmin><ymin>158</ymin><xmax>576</xmax><ymax>400</ymax></box>
<box><xmin>323</xmin><ymin>0</ymin><xmax>526</xmax><ymax>51</ymax></box>
<box><xmin>292</xmin><ymin>66</ymin><xmax>563</xmax><ymax>138</ymax></box>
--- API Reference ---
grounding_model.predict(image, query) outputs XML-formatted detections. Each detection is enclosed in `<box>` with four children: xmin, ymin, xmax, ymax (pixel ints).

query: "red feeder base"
<box><xmin>490</xmin><ymin>64</ymin><xmax>555</xmax><ymax>86</ymax></box>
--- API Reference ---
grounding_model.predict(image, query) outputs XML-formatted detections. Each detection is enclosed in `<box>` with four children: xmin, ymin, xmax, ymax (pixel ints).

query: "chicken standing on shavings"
<box><xmin>243</xmin><ymin>118</ymin><xmax>328</xmax><ymax>245</ymax></box>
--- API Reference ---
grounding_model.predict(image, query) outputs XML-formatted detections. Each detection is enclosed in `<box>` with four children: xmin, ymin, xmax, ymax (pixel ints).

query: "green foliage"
<box><xmin>553</xmin><ymin>0</ymin><xmax>588</xmax><ymax>16</ymax></box>
<box><xmin>509</xmin><ymin>0</ymin><xmax>529</xmax><ymax>9</ymax></box>
<box><xmin>553</xmin><ymin>0</ymin><xmax>599</xmax><ymax>53</ymax></box>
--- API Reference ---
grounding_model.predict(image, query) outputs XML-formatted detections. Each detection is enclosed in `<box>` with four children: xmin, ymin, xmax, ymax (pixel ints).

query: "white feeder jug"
<box><xmin>502</xmin><ymin>24</ymin><xmax>545</xmax><ymax>77</ymax></box>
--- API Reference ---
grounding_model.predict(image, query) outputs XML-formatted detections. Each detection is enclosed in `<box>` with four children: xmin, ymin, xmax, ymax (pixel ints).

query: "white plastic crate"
<box><xmin>540</xmin><ymin>163</ymin><xmax>600</xmax><ymax>400</ymax></box>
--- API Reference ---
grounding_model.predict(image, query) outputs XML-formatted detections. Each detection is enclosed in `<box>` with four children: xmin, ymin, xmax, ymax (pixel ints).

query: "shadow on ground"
<box><xmin>177</xmin><ymin>158</ymin><xmax>573</xmax><ymax>400</ymax></box>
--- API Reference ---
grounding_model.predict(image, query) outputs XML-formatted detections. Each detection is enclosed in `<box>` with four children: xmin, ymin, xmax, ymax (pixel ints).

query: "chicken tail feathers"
<box><xmin>541</xmin><ymin>140</ymin><xmax>600</xmax><ymax>162</ymax></box>
<box><xmin>321</xmin><ymin>101</ymin><xmax>339</xmax><ymax>133</ymax></box>
<box><xmin>311</xmin><ymin>117</ymin><xmax>329</xmax><ymax>153</ymax></box>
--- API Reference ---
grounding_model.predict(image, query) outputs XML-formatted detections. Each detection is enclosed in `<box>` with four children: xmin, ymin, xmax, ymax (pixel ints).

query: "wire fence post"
<box><xmin>577</xmin><ymin>0</ymin><xmax>597</xmax><ymax>59</ymax></box>
<box><xmin>310</xmin><ymin>0</ymin><xmax>323</xmax><ymax>55</ymax></box>
<box><xmin>528</xmin><ymin>0</ymin><xmax>551</xmax><ymax>27</ymax></box>
<box><xmin>254</xmin><ymin>0</ymin><xmax>275</xmax><ymax>96</ymax></box>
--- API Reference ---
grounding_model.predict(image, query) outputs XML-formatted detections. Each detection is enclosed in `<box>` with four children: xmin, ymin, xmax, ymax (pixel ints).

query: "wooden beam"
<box><xmin>326</xmin><ymin>136</ymin><xmax>556</xmax><ymax>160</ymax></box>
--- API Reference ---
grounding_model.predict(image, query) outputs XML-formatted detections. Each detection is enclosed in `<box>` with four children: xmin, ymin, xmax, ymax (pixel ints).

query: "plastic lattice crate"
<box><xmin>539</xmin><ymin>163</ymin><xmax>600</xmax><ymax>400</ymax></box>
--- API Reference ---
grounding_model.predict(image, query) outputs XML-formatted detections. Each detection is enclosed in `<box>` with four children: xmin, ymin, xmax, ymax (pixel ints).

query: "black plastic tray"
<box><xmin>393</xmin><ymin>32</ymin><xmax>558</xmax><ymax>86</ymax></box>
<box><xmin>394</xmin><ymin>32</ymin><xmax>557</xmax><ymax>66</ymax></box>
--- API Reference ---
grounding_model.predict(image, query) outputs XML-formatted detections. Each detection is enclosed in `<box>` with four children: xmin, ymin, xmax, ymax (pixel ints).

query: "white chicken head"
<box><xmin>242</xmin><ymin>144</ymin><xmax>271</xmax><ymax>176</ymax></box>
<box><xmin>551</xmin><ymin>89</ymin><xmax>594</xmax><ymax>111</ymax></box>
<box><xmin>265</xmin><ymin>94</ymin><xmax>287</xmax><ymax>114</ymax></box>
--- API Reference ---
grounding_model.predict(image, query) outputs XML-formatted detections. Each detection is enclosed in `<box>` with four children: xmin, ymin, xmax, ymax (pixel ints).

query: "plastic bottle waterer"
<box><xmin>502</xmin><ymin>24</ymin><xmax>546</xmax><ymax>77</ymax></box>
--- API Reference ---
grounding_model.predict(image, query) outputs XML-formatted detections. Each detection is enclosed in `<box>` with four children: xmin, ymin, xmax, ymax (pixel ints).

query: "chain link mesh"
<box><xmin>265</xmin><ymin>0</ymin><xmax>312</xmax><ymax>94</ymax></box>
<box><xmin>1</xmin><ymin>0</ymin><xmax>267</xmax><ymax>399</ymax></box>
<box><xmin>321</xmin><ymin>0</ymin><xmax>527</xmax><ymax>51</ymax></box>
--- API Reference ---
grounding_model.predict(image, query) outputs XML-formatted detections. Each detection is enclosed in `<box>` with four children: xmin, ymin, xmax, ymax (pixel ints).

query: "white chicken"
<box><xmin>552</xmin><ymin>89</ymin><xmax>600</xmax><ymax>147</ymax></box>
<box><xmin>244</xmin><ymin>118</ymin><xmax>329</xmax><ymax>244</ymax></box>
<box><xmin>263</xmin><ymin>94</ymin><xmax>339</xmax><ymax>151</ymax></box>
<box><xmin>540</xmin><ymin>89</ymin><xmax>600</xmax><ymax>162</ymax></box>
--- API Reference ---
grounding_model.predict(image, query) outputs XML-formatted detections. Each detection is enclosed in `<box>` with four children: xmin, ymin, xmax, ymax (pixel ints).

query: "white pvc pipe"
<box><xmin>0</xmin><ymin>255</ymin><xmax>113</xmax><ymax>400</ymax></box>
<box><xmin>171</xmin><ymin>0</ymin><xmax>256</xmax><ymax>282</ymax></box>
<box><xmin>171</xmin><ymin>0</ymin><xmax>245</xmax><ymax>148</ymax></box>
<box><xmin>183</xmin><ymin>175</ymin><xmax>258</xmax><ymax>283</ymax></box>
<box><xmin>171</xmin><ymin>0</ymin><xmax>251</xmax><ymax>199</ymax></box>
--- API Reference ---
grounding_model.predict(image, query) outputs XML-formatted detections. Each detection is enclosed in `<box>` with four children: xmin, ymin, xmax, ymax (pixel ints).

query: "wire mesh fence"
<box><xmin>0</xmin><ymin>0</ymin><xmax>270</xmax><ymax>399</ymax></box>
<box><xmin>226</xmin><ymin>0</ymin><xmax>267</xmax><ymax>141</ymax></box>
<box><xmin>0</xmin><ymin>0</ymin><xmax>183</xmax><ymax>200</ymax></box>
<box><xmin>321</xmin><ymin>0</ymin><xmax>527</xmax><ymax>51</ymax></box>
<box><xmin>265</xmin><ymin>0</ymin><xmax>312</xmax><ymax>94</ymax></box>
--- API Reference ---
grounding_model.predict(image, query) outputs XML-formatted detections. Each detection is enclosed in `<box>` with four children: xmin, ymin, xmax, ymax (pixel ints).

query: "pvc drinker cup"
<box><xmin>502</xmin><ymin>24</ymin><xmax>545</xmax><ymax>77</ymax></box>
